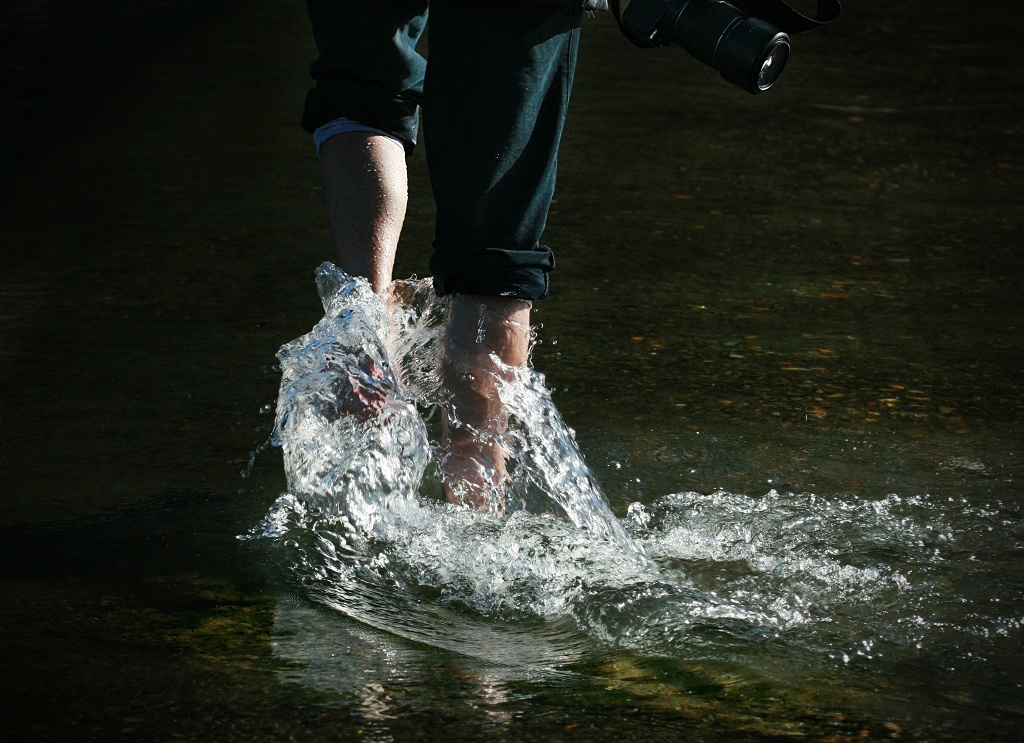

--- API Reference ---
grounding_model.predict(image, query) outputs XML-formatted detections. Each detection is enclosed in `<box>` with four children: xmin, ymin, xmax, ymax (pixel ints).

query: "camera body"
<box><xmin>621</xmin><ymin>0</ymin><xmax>791</xmax><ymax>93</ymax></box>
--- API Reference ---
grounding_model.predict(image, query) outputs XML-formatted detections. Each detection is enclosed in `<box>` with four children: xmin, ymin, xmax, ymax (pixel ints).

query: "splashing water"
<box><xmin>270</xmin><ymin>269</ymin><xmax>426</xmax><ymax>541</ymax></box>
<box><xmin>246</xmin><ymin>263</ymin><xmax>1023</xmax><ymax>730</ymax></box>
<box><xmin>264</xmin><ymin>263</ymin><xmax>638</xmax><ymax>548</ymax></box>
<box><xmin>249</xmin><ymin>263</ymin><xmax>660</xmax><ymax>661</ymax></box>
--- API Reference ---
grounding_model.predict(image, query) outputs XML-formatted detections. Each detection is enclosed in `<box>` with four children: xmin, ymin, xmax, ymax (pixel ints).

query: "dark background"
<box><xmin>1</xmin><ymin>0</ymin><xmax>222</xmax><ymax>175</ymax></box>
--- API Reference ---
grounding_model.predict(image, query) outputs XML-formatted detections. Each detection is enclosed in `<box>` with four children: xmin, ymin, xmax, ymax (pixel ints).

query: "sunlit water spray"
<box><xmin>246</xmin><ymin>263</ymin><xmax>1022</xmax><ymax>727</ymax></box>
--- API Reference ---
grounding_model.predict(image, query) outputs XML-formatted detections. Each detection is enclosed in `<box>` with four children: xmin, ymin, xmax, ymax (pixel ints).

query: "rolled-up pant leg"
<box><xmin>301</xmin><ymin>0</ymin><xmax>428</xmax><ymax>152</ymax></box>
<box><xmin>425</xmin><ymin>2</ymin><xmax>582</xmax><ymax>301</ymax></box>
<box><xmin>302</xmin><ymin>1</ymin><xmax>581</xmax><ymax>301</ymax></box>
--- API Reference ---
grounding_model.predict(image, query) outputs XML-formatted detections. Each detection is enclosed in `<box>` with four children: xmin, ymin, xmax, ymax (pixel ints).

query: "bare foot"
<box><xmin>439</xmin><ymin>295</ymin><xmax>531</xmax><ymax>511</ymax></box>
<box><xmin>322</xmin><ymin>347</ymin><xmax>394</xmax><ymax>421</ymax></box>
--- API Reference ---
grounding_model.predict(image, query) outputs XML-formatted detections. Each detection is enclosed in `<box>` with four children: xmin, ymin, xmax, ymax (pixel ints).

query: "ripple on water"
<box><xmin>245</xmin><ymin>263</ymin><xmax>1024</xmax><ymax>727</ymax></box>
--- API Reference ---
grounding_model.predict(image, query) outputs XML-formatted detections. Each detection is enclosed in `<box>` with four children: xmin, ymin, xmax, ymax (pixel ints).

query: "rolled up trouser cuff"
<box><xmin>300</xmin><ymin>2</ymin><xmax>428</xmax><ymax>155</ymax></box>
<box><xmin>301</xmin><ymin>83</ymin><xmax>420</xmax><ymax>155</ymax></box>
<box><xmin>313</xmin><ymin>117</ymin><xmax>404</xmax><ymax>157</ymax></box>
<box><xmin>431</xmin><ymin>245</ymin><xmax>555</xmax><ymax>301</ymax></box>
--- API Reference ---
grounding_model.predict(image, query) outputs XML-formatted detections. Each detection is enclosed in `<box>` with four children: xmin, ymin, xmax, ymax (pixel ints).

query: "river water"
<box><xmin>2</xmin><ymin>0</ymin><xmax>1022</xmax><ymax>740</ymax></box>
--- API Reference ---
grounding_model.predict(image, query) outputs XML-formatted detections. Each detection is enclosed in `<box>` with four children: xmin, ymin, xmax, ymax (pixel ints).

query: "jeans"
<box><xmin>301</xmin><ymin>1</ymin><xmax>583</xmax><ymax>300</ymax></box>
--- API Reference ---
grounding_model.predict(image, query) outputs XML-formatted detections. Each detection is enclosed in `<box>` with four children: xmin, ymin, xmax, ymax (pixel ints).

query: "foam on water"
<box><xmin>247</xmin><ymin>263</ymin><xmax>1023</xmax><ymax>702</ymax></box>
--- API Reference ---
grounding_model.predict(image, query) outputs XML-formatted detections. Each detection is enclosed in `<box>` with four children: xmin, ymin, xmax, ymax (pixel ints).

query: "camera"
<box><xmin>621</xmin><ymin>0</ymin><xmax>792</xmax><ymax>94</ymax></box>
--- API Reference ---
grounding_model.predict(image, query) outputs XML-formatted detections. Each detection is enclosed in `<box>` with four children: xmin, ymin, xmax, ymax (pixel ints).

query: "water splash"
<box><xmin>270</xmin><ymin>267</ymin><xmax>428</xmax><ymax>541</ymax></box>
<box><xmin>499</xmin><ymin>365</ymin><xmax>641</xmax><ymax>553</ymax></box>
<box><xmin>246</xmin><ymin>263</ymin><xmax>1023</xmax><ymax>714</ymax></box>
<box><xmin>261</xmin><ymin>262</ymin><xmax>637</xmax><ymax>545</ymax></box>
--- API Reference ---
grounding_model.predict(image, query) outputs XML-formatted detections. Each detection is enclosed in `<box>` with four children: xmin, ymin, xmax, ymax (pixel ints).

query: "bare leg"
<box><xmin>318</xmin><ymin>131</ymin><xmax>529</xmax><ymax>511</ymax></box>
<box><xmin>440</xmin><ymin>295</ymin><xmax>532</xmax><ymax>510</ymax></box>
<box><xmin>319</xmin><ymin>132</ymin><xmax>407</xmax><ymax>293</ymax></box>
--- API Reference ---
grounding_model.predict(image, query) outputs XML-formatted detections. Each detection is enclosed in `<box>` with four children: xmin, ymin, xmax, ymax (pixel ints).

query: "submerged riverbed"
<box><xmin>2</xmin><ymin>0</ymin><xmax>1022</xmax><ymax>740</ymax></box>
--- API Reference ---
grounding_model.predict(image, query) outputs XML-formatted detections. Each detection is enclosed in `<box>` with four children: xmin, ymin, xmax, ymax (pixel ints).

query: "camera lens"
<box><xmin>624</xmin><ymin>0</ymin><xmax>792</xmax><ymax>94</ymax></box>
<box><xmin>757</xmin><ymin>39</ymin><xmax>790</xmax><ymax>90</ymax></box>
<box><xmin>681</xmin><ymin>7</ymin><xmax>791</xmax><ymax>94</ymax></box>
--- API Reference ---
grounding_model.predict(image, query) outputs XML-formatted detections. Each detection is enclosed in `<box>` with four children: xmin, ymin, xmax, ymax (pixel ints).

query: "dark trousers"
<box><xmin>302</xmin><ymin>1</ymin><xmax>583</xmax><ymax>300</ymax></box>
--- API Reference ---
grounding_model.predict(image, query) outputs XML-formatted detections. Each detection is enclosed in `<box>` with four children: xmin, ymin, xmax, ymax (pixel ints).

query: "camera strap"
<box><xmin>610</xmin><ymin>0</ymin><xmax>842</xmax><ymax>40</ymax></box>
<box><xmin>730</xmin><ymin>0</ymin><xmax>841</xmax><ymax>33</ymax></box>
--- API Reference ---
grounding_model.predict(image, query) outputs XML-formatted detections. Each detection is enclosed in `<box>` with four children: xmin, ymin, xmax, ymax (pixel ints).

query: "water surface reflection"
<box><xmin>250</xmin><ymin>265</ymin><xmax>1022</xmax><ymax>740</ymax></box>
